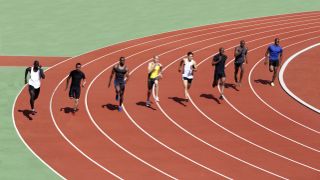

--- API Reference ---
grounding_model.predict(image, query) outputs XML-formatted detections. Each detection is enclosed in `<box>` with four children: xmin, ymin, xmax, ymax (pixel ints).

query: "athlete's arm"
<box><xmin>245</xmin><ymin>48</ymin><xmax>249</xmax><ymax>64</ymax></box>
<box><xmin>108</xmin><ymin>67</ymin><xmax>115</xmax><ymax>88</ymax></box>
<box><xmin>234</xmin><ymin>47</ymin><xmax>240</xmax><ymax>57</ymax></box>
<box><xmin>39</xmin><ymin>67</ymin><xmax>45</xmax><ymax>79</ymax></box>
<box><xmin>279</xmin><ymin>48</ymin><xmax>283</xmax><ymax>65</ymax></box>
<box><xmin>65</xmin><ymin>74</ymin><xmax>71</xmax><ymax>91</ymax></box>
<box><xmin>24</xmin><ymin>67</ymin><xmax>31</xmax><ymax>84</ymax></box>
<box><xmin>212</xmin><ymin>56</ymin><xmax>220</xmax><ymax>65</ymax></box>
<box><xmin>264</xmin><ymin>47</ymin><xmax>270</xmax><ymax>65</ymax></box>
<box><xmin>124</xmin><ymin>67</ymin><xmax>130</xmax><ymax>82</ymax></box>
<box><xmin>178</xmin><ymin>59</ymin><xmax>184</xmax><ymax>72</ymax></box>
<box><xmin>82</xmin><ymin>73</ymin><xmax>86</xmax><ymax>87</ymax></box>
<box><xmin>192</xmin><ymin>61</ymin><xmax>197</xmax><ymax>72</ymax></box>
<box><xmin>148</xmin><ymin>62</ymin><xmax>155</xmax><ymax>74</ymax></box>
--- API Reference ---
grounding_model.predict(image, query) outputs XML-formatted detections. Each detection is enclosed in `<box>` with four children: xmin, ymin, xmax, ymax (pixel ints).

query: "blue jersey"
<box><xmin>268</xmin><ymin>44</ymin><xmax>282</xmax><ymax>61</ymax></box>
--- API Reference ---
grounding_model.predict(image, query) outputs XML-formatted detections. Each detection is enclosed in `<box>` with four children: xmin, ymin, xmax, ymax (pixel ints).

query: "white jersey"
<box><xmin>182</xmin><ymin>58</ymin><xmax>195</xmax><ymax>79</ymax></box>
<box><xmin>28</xmin><ymin>67</ymin><xmax>41</xmax><ymax>89</ymax></box>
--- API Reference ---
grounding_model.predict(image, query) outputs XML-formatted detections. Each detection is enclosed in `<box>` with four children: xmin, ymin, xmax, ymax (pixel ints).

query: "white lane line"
<box><xmin>12</xmin><ymin>12</ymin><xmax>319</xmax><ymax>178</ymax></box>
<box><xmin>159</xmin><ymin>29</ymin><xmax>320</xmax><ymax>171</ymax></box>
<box><xmin>193</xmin><ymin>31</ymin><xmax>320</xmax><ymax>152</ymax></box>
<box><xmin>279</xmin><ymin>43</ymin><xmax>320</xmax><ymax>114</ymax></box>
<box><xmin>85</xmin><ymin>17</ymin><xmax>320</xmax><ymax>179</ymax></box>
<box><xmin>52</xmin><ymin>13</ymin><xmax>316</xmax><ymax>179</ymax></box>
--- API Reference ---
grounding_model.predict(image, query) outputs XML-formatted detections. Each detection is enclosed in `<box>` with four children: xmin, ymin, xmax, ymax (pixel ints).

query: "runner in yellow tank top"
<box><xmin>146</xmin><ymin>55</ymin><xmax>162</xmax><ymax>107</ymax></box>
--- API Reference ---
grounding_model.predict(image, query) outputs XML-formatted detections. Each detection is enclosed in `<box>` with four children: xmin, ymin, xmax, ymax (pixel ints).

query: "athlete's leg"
<box><xmin>34</xmin><ymin>87</ymin><xmax>40</xmax><ymax>101</ymax></box>
<box><xmin>220</xmin><ymin>77</ymin><xmax>226</xmax><ymax>99</ymax></box>
<box><xmin>234</xmin><ymin>65</ymin><xmax>239</xmax><ymax>83</ymax></box>
<box><xmin>239</xmin><ymin>64</ymin><xmax>244</xmax><ymax>85</ymax></box>
<box><xmin>28</xmin><ymin>85</ymin><xmax>36</xmax><ymax>111</ymax></box>
<box><xmin>182</xmin><ymin>79</ymin><xmax>189</xmax><ymax>100</ymax></box>
<box><xmin>154</xmin><ymin>80</ymin><xmax>159</xmax><ymax>101</ymax></box>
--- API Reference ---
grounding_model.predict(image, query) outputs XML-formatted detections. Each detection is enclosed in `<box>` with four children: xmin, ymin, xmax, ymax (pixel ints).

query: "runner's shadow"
<box><xmin>254</xmin><ymin>79</ymin><xmax>270</xmax><ymax>85</ymax></box>
<box><xmin>225</xmin><ymin>83</ymin><xmax>239</xmax><ymax>91</ymax></box>
<box><xmin>60</xmin><ymin>107</ymin><xmax>75</xmax><ymax>114</ymax></box>
<box><xmin>136</xmin><ymin>101</ymin><xmax>156</xmax><ymax>110</ymax></box>
<box><xmin>200</xmin><ymin>94</ymin><xmax>221</xmax><ymax>104</ymax></box>
<box><xmin>102</xmin><ymin>103</ymin><xmax>118</xmax><ymax>111</ymax></box>
<box><xmin>168</xmin><ymin>97</ymin><xmax>187</xmax><ymax>107</ymax></box>
<box><xmin>18</xmin><ymin>109</ymin><xmax>34</xmax><ymax>120</ymax></box>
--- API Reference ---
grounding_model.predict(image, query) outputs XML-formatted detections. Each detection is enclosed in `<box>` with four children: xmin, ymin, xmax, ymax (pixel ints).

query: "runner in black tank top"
<box><xmin>234</xmin><ymin>40</ymin><xmax>248</xmax><ymax>87</ymax></box>
<box><xmin>108</xmin><ymin>57</ymin><xmax>130</xmax><ymax>112</ymax></box>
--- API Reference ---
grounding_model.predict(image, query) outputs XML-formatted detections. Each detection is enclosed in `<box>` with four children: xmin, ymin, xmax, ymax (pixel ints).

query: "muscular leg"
<box><xmin>239</xmin><ymin>64</ymin><xmax>244</xmax><ymax>84</ymax></box>
<box><xmin>34</xmin><ymin>88</ymin><xmax>40</xmax><ymax>101</ymax></box>
<box><xmin>183</xmin><ymin>79</ymin><xmax>189</xmax><ymax>100</ymax></box>
<box><xmin>272</xmin><ymin>66</ymin><xmax>278</xmax><ymax>82</ymax></box>
<box><xmin>119</xmin><ymin>84</ymin><xmax>125</xmax><ymax>107</ymax></box>
<box><xmin>28</xmin><ymin>86</ymin><xmax>36</xmax><ymax>110</ymax></box>
<box><xmin>115</xmin><ymin>85</ymin><xmax>120</xmax><ymax>101</ymax></box>
<box><xmin>154</xmin><ymin>80</ymin><xmax>159</xmax><ymax>101</ymax></box>
<box><xmin>74</xmin><ymin>99</ymin><xmax>79</xmax><ymax>111</ymax></box>
<box><xmin>234</xmin><ymin>65</ymin><xmax>239</xmax><ymax>83</ymax></box>
<box><xmin>220</xmin><ymin>77</ymin><xmax>226</xmax><ymax>99</ymax></box>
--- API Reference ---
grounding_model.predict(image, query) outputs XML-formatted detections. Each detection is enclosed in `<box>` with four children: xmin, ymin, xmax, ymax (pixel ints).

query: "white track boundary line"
<box><xmin>279</xmin><ymin>43</ymin><xmax>320</xmax><ymax>114</ymax></box>
<box><xmin>85</xmin><ymin>16</ymin><xmax>320</xmax><ymax>179</ymax></box>
<box><xmin>159</xmin><ymin>29</ymin><xmax>320</xmax><ymax>171</ymax></box>
<box><xmin>12</xmin><ymin>12</ymin><xmax>319</xmax><ymax>179</ymax></box>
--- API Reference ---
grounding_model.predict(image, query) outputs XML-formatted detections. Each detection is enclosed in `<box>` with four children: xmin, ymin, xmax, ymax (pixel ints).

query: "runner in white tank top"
<box><xmin>178</xmin><ymin>52</ymin><xmax>197</xmax><ymax>101</ymax></box>
<box><xmin>25</xmin><ymin>60</ymin><xmax>45</xmax><ymax>114</ymax></box>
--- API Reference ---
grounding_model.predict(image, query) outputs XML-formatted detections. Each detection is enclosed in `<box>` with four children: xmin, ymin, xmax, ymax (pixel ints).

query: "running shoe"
<box><xmin>270</xmin><ymin>82</ymin><xmax>275</xmax><ymax>87</ymax></box>
<box><xmin>155</xmin><ymin>96</ymin><xmax>160</xmax><ymax>102</ymax></box>
<box><xmin>146</xmin><ymin>101</ymin><xmax>150</xmax><ymax>107</ymax></box>
<box><xmin>118</xmin><ymin>106</ymin><xmax>122</xmax><ymax>112</ymax></box>
<box><xmin>219</xmin><ymin>95</ymin><xmax>224</xmax><ymax>100</ymax></box>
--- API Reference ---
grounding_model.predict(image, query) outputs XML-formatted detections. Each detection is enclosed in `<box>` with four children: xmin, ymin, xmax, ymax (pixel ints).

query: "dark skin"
<box><xmin>264</xmin><ymin>38</ymin><xmax>283</xmax><ymax>83</ymax></box>
<box><xmin>234</xmin><ymin>40</ymin><xmax>248</xmax><ymax>85</ymax></box>
<box><xmin>25</xmin><ymin>61</ymin><xmax>45</xmax><ymax>84</ymax></box>
<box><xmin>108</xmin><ymin>57</ymin><xmax>130</xmax><ymax>107</ymax></box>
<box><xmin>212</xmin><ymin>48</ymin><xmax>226</xmax><ymax>87</ymax></box>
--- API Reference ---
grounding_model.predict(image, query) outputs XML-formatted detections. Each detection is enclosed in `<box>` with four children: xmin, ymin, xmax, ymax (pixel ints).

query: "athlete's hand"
<box><xmin>24</xmin><ymin>79</ymin><xmax>27</xmax><ymax>84</ymax></box>
<box><xmin>264</xmin><ymin>60</ymin><xmax>268</xmax><ymax>65</ymax></box>
<box><xmin>82</xmin><ymin>84</ymin><xmax>85</xmax><ymax>88</ymax></box>
<box><xmin>108</xmin><ymin>82</ymin><xmax>111</xmax><ymax>88</ymax></box>
<box><xmin>178</xmin><ymin>69</ymin><xmax>181</xmax><ymax>73</ymax></box>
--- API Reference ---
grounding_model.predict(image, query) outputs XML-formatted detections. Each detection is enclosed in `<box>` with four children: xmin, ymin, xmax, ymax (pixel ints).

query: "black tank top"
<box><xmin>114</xmin><ymin>65</ymin><xmax>127</xmax><ymax>81</ymax></box>
<box><xmin>235</xmin><ymin>47</ymin><xmax>247</xmax><ymax>64</ymax></box>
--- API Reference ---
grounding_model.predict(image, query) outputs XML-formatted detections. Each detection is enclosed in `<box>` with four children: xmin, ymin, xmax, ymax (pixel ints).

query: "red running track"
<box><xmin>283</xmin><ymin>45</ymin><xmax>320</xmax><ymax>110</ymax></box>
<box><xmin>13</xmin><ymin>11</ymin><xmax>320</xmax><ymax>179</ymax></box>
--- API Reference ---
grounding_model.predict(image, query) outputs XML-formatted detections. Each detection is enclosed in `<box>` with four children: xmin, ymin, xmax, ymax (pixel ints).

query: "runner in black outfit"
<box><xmin>212</xmin><ymin>47</ymin><xmax>227</xmax><ymax>100</ymax></box>
<box><xmin>234</xmin><ymin>40</ymin><xmax>248</xmax><ymax>86</ymax></box>
<box><xmin>65</xmin><ymin>63</ymin><xmax>86</xmax><ymax>112</ymax></box>
<box><xmin>108</xmin><ymin>57</ymin><xmax>130</xmax><ymax>112</ymax></box>
<box><xmin>25</xmin><ymin>60</ymin><xmax>45</xmax><ymax>114</ymax></box>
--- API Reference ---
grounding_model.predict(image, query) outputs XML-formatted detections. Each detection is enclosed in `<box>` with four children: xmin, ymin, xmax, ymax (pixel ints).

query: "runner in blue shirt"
<box><xmin>264</xmin><ymin>38</ymin><xmax>283</xmax><ymax>86</ymax></box>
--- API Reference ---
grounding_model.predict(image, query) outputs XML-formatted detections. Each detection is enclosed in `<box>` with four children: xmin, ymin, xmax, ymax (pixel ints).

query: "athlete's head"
<box><xmin>76</xmin><ymin>63</ymin><xmax>81</xmax><ymax>71</ymax></box>
<box><xmin>187</xmin><ymin>51</ymin><xmax>193</xmax><ymax>61</ymax></box>
<box><xmin>219</xmin><ymin>47</ymin><xmax>225</xmax><ymax>55</ymax></box>
<box><xmin>153</xmin><ymin>55</ymin><xmax>159</xmax><ymax>63</ymax></box>
<box><xmin>274</xmin><ymin>38</ymin><xmax>280</xmax><ymax>46</ymax></box>
<box><xmin>240</xmin><ymin>40</ymin><xmax>245</xmax><ymax>47</ymax></box>
<box><xmin>33</xmin><ymin>60</ymin><xmax>40</xmax><ymax>70</ymax></box>
<box><xmin>119</xmin><ymin>56</ymin><xmax>126</xmax><ymax>66</ymax></box>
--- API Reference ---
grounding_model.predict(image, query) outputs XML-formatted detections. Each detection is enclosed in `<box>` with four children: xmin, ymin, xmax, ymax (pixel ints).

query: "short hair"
<box><xmin>119</xmin><ymin>56</ymin><xmax>125</xmax><ymax>61</ymax></box>
<box><xmin>76</xmin><ymin>63</ymin><xmax>81</xmax><ymax>67</ymax></box>
<box><xmin>33</xmin><ymin>60</ymin><xmax>39</xmax><ymax>66</ymax></box>
<box><xmin>187</xmin><ymin>51</ymin><xmax>193</xmax><ymax>56</ymax></box>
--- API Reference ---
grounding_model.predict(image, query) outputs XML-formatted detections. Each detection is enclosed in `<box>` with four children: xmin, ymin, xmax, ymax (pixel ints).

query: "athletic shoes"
<box><xmin>219</xmin><ymin>95</ymin><xmax>224</xmax><ymax>100</ymax></box>
<box><xmin>270</xmin><ymin>82</ymin><xmax>275</xmax><ymax>87</ymax></box>
<box><xmin>118</xmin><ymin>106</ymin><xmax>122</xmax><ymax>112</ymax></box>
<box><xmin>155</xmin><ymin>96</ymin><xmax>160</xmax><ymax>102</ymax></box>
<box><xmin>115</xmin><ymin>94</ymin><xmax>119</xmax><ymax>101</ymax></box>
<box><xmin>146</xmin><ymin>101</ymin><xmax>150</xmax><ymax>107</ymax></box>
<box><xmin>31</xmin><ymin>109</ymin><xmax>37</xmax><ymax>115</ymax></box>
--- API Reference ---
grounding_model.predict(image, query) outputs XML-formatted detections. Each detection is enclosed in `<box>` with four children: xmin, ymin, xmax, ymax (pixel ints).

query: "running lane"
<box><xmin>282</xmin><ymin>44</ymin><xmax>320</xmax><ymax>111</ymax></box>
<box><xmin>14</xmin><ymin>11</ymin><xmax>320</xmax><ymax>179</ymax></box>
